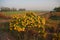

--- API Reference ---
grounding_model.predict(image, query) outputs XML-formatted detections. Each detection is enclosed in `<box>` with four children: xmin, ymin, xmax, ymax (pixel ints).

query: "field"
<box><xmin>0</xmin><ymin>11</ymin><xmax>60</xmax><ymax>40</ymax></box>
<box><xmin>0</xmin><ymin>11</ymin><xmax>28</xmax><ymax>16</ymax></box>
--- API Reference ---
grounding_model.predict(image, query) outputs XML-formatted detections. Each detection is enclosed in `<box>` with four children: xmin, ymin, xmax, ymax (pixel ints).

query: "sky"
<box><xmin>0</xmin><ymin>0</ymin><xmax>60</xmax><ymax>11</ymax></box>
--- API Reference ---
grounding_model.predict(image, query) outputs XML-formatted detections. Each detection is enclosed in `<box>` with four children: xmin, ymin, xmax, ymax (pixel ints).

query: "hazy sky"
<box><xmin>0</xmin><ymin>0</ymin><xmax>60</xmax><ymax>11</ymax></box>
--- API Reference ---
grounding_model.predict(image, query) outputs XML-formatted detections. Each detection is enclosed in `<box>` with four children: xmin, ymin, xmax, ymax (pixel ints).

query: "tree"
<box><xmin>11</xmin><ymin>8</ymin><xmax>17</xmax><ymax>11</ymax></box>
<box><xmin>18</xmin><ymin>9</ymin><xmax>26</xmax><ymax>11</ymax></box>
<box><xmin>0</xmin><ymin>7</ymin><xmax>17</xmax><ymax>11</ymax></box>
<box><xmin>54</xmin><ymin>7</ymin><xmax>60</xmax><ymax>12</ymax></box>
<box><xmin>1</xmin><ymin>7</ymin><xmax>10</xmax><ymax>11</ymax></box>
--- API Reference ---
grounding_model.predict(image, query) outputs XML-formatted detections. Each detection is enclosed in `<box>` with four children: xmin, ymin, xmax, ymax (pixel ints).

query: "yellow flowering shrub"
<box><xmin>9</xmin><ymin>12</ymin><xmax>45</xmax><ymax>33</ymax></box>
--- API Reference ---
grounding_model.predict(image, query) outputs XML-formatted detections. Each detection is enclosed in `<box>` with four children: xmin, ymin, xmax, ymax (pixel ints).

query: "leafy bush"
<box><xmin>9</xmin><ymin>12</ymin><xmax>45</xmax><ymax>33</ymax></box>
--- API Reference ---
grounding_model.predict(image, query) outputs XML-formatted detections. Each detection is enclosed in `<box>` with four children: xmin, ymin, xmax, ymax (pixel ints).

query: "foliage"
<box><xmin>1</xmin><ymin>7</ymin><xmax>11</xmax><ymax>11</ymax></box>
<box><xmin>18</xmin><ymin>9</ymin><xmax>26</xmax><ymax>11</ymax></box>
<box><xmin>9</xmin><ymin>12</ymin><xmax>45</xmax><ymax>33</ymax></box>
<box><xmin>53</xmin><ymin>7</ymin><xmax>60</xmax><ymax>12</ymax></box>
<box><xmin>0</xmin><ymin>7</ymin><xmax>26</xmax><ymax>11</ymax></box>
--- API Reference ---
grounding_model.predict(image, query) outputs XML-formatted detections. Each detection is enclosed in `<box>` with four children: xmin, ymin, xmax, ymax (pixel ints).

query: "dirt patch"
<box><xmin>0</xmin><ymin>20</ymin><xmax>9</xmax><ymax>23</ymax></box>
<box><xmin>0</xmin><ymin>31</ymin><xmax>16</xmax><ymax>40</ymax></box>
<box><xmin>0</xmin><ymin>12</ymin><xmax>11</xmax><ymax>19</ymax></box>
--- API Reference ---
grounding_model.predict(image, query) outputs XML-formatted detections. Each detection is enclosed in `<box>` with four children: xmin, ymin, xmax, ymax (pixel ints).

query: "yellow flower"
<box><xmin>23</xmin><ymin>15</ymin><xmax>26</xmax><ymax>18</ymax></box>
<box><xmin>34</xmin><ymin>24</ymin><xmax>37</xmax><ymax>27</ymax></box>
<box><xmin>19</xmin><ymin>19</ymin><xmax>20</xmax><ymax>21</ymax></box>
<box><xmin>30</xmin><ymin>18</ymin><xmax>33</xmax><ymax>20</ymax></box>
<box><xmin>10</xmin><ymin>28</ymin><xmax>12</xmax><ymax>30</ymax></box>
<box><xmin>22</xmin><ymin>28</ymin><xmax>25</xmax><ymax>31</ymax></box>
<box><xmin>31</xmin><ymin>20</ymin><xmax>35</xmax><ymax>23</ymax></box>
<box><xmin>22</xmin><ymin>24</ymin><xmax>25</xmax><ymax>26</ymax></box>
<box><xmin>14</xmin><ymin>27</ymin><xmax>17</xmax><ymax>30</ymax></box>
<box><xmin>17</xmin><ymin>28</ymin><xmax>21</xmax><ymax>32</ymax></box>
<box><xmin>38</xmin><ymin>25</ymin><xmax>40</xmax><ymax>28</ymax></box>
<box><xmin>42</xmin><ymin>18</ymin><xmax>45</xmax><ymax>25</ymax></box>
<box><xmin>17</xmin><ymin>28</ymin><xmax>25</xmax><ymax>32</ymax></box>
<box><xmin>16</xmin><ymin>22</ymin><xmax>19</xmax><ymax>24</ymax></box>
<box><xmin>14</xmin><ymin>24</ymin><xmax>16</xmax><ymax>27</ymax></box>
<box><xmin>38</xmin><ymin>21</ymin><xmax>40</xmax><ymax>23</ymax></box>
<box><xmin>16</xmin><ymin>17</ymin><xmax>20</xmax><ymax>19</ymax></box>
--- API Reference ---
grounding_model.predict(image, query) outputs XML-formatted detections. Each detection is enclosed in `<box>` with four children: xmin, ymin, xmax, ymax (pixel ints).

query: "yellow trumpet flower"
<box><xmin>14</xmin><ymin>27</ymin><xmax>17</xmax><ymax>30</ymax></box>
<box><xmin>42</xmin><ymin>18</ymin><xmax>45</xmax><ymax>25</ymax></box>
<box><xmin>10</xmin><ymin>28</ymin><xmax>12</xmax><ymax>30</ymax></box>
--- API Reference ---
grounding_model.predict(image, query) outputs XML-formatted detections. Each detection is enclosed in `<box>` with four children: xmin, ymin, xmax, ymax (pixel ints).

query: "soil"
<box><xmin>0</xmin><ymin>31</ymin><xmax>16</xmax><ymax>40</ymax></box>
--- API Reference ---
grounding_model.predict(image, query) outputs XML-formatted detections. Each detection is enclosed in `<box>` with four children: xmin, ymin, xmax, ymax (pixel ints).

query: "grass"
<box><xmin>1</xmin><ymin>11</ymin><xmax>41</xmax><ymax>16</ymax></box>
<box><xmin>3</xmin><ymin>11</ymin><xmax>26</xmax><ymax>16</ymax></box>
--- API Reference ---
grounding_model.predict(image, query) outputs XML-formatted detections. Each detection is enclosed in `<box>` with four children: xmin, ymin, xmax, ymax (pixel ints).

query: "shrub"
<box><xmin>9</xmin><ymin>12</ymin><xmax>45</xmax><ymax>33</ymax></box>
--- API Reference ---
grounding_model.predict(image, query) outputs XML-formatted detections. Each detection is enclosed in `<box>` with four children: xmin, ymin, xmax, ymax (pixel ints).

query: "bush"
<box><xmin>53</xmin><ymin>7</ymin><xmax>60</xmax><ymax>12</ymax></box>
<box><xmin>9</xmin><ymin>12</ymin><xmax>46</xmax><ymax>40</ymax></box>
<box><xmin>9</xmin><ymin>12</ymin><xmax>45</xmax><ymax>32</ymax></box>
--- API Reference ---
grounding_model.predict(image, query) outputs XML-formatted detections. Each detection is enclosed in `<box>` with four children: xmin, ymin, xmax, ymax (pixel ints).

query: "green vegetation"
<box><xmin>2</xmin><ymin>11</ymin><xmax>40</xmax><ymax>16</ymax></box>
<box><xmin>3</xmin><ymin>11</ymin><xmax>26</xmax><ymax>16</ymax></box>
<box><xmin>53</xmin><ymin>7</ymin><xmax>60</xmax><ymax>12</ymax></box>
<box><xmin>50</xmin><ymin>15</ymin><xmax>60</xmax><ymax>20</ymax></box>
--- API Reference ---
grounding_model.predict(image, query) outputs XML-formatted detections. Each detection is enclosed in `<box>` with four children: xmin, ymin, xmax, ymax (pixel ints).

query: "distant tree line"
<box><xmin>49</xmin><ymin>7</ymin><xmax>60</xmax><ymax>20</ymax></box>
<box><xmin>0</xmin><ymin>7</ymin><xmax>26</xmax><ymax>11</ymax></box>
<box><xmin>53</xmin><ymin>7</ymin><xmax>60</xmax><ymax>12</ymax></box>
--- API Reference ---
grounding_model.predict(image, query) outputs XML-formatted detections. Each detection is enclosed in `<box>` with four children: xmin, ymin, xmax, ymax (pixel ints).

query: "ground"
<box><xmin>0</xmin><ymin>31</ymin><xmax>16</xmax><ymax>40</ymax></box>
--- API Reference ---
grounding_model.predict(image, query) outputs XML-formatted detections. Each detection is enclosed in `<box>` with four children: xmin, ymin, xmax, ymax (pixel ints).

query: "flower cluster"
<box><xmin>9</xmin><ymin>12</ymin><xmax>45</xmax><ymax>33</ymax></box>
